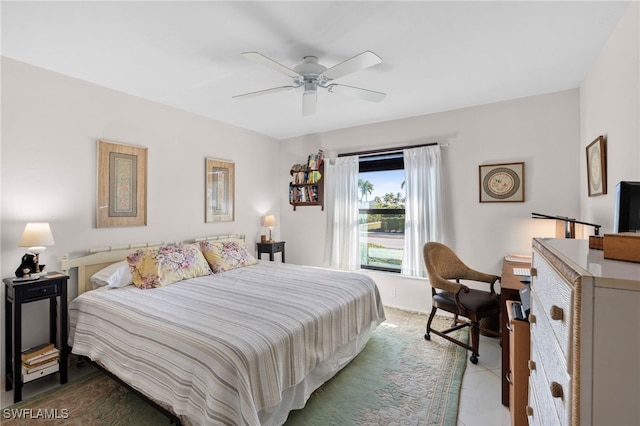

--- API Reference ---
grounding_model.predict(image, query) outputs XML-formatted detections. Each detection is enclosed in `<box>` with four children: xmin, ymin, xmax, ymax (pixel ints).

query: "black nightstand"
<box><xmin>257</xmin><ymin>241</ymin><xmax>286</xmax><ymax>262</ymax></box>
<box><xmin>4</xmin><ymin>272</ymin><xmax>69</xmax><ymax>402</ymax></box>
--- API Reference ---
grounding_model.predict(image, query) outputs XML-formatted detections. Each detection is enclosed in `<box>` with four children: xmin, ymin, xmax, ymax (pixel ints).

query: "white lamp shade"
<box><xmin>18</xmin><ymin>222</ymin><xmax>55</xmax><ymax>250</ymax></box>
<box><xmin>264</xmin><ymin>215</ymin><xmax>276</xmax><ymax>229</ymax></box>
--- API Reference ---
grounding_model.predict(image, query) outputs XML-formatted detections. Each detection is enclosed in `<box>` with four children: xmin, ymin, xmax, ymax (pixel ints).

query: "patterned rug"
<box><xmin>285</xmin><ymin>307</ymin><xmax>468</xmax><ymax>425</ymax></box>
<box><xmin>3</xmin><ymin>307</ymin><xmax>467</xmax><ymax>425</ymax></box>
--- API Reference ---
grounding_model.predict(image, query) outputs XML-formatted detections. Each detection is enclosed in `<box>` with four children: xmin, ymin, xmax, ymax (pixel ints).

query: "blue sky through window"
<box><xmin>359</xmin><ymin>169</ymin><xmax>405</xmax><ymax>201</ymax></box>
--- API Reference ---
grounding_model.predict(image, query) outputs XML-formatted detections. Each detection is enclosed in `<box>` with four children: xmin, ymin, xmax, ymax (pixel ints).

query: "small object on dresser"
<box><xmin>603</xmin><ymin>232</ymin><xmax>640</xmax><ymax>263</ymax></box>
<box><xmin>589</xmin><ymin>235</ymin><xmax>604</xmax><ymax>250</ymax></box>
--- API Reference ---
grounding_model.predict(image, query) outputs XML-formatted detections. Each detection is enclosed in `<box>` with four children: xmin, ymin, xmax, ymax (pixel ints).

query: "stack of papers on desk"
<box><xmin>505</xmin><ymin>253</ymin><xmax>532</xmax><ymax>263</ymax></box>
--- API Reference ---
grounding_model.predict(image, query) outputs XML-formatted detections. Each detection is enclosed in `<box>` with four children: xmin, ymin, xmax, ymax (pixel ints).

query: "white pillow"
<box><xmin>90</xmin><ymin>260</ymin><xmax>133</xmax><ymax>289</ymax></box>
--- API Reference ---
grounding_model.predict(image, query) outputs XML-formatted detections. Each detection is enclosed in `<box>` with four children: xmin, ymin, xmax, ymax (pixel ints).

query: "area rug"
<box><xmin>284</xmin><ymin>306</ymin><xmax>468</xmax><ymax>425</ymax></box>
<box><xmin>2</xmin><ymin>307</ymin><xmax>467</xmax><ymax>426</ymax></box>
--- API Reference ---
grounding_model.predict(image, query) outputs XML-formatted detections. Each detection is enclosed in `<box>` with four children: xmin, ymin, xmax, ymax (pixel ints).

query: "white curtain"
<box><xmin>401</xmin><ymin>145</ymin><xmax>443</xmax><ymax>277</ymax></box>
<box><xmin>324</xmin><ymin>155</ymin><xmax>360</xmax><ymax>270</ymax></box>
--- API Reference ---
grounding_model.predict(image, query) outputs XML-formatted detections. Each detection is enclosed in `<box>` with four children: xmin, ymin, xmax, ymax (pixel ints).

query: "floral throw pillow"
<box><xmin>199</xmin><ymin>240</ymin><xmax>258</xmax><ymax>273</ymax></box>
<box><xmin>127</xmin><ymin>244</ymin><xmax>212</xmax><ymax>289</ymax></box>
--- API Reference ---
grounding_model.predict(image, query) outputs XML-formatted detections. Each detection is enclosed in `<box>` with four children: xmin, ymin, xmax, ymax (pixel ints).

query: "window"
<box><xmin>358</xmin><ymin>154</ymin><xmax>405</xmax><ymax>272</ymax></box>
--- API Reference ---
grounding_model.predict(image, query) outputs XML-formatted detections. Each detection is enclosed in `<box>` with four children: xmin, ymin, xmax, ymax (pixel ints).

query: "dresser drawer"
<box><xmin>532</xmin><ymin>251</ymin><xmax>573</xmax><ymax>360</ymax></box>
<box><xmin>528</xmin><ymin>343</ymin><xmax>562</xmax><ymax>426</ymax></box>
<box><xmin>23</xmin><ymin>281</ymin><xmax>60</xmax><ymax>302</ymax></box>
<box><xmin>527</xmin><ymin>379</ymin><xmax>543</xmax><ymax>426</ymax></box>
<box><xmin>271</xmin><ymin>242</ymin><xmax>285</xmax><ymax>252</ymax></box>
<box><xmin>530</xmin><ymin>300</ymin><xmax>571</xmax><ymax>424</ymax></box>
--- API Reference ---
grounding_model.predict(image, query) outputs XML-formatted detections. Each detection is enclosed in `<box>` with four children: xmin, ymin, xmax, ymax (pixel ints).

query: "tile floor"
<box><xmin>3</xmin><ymin>338</ymin><xmax>511</xmax><ymax>425</ymax></box>
<box><xmin>458</xmin><ymin>333</ymin><xmax>511</xmax><ymax>425</ymax></box>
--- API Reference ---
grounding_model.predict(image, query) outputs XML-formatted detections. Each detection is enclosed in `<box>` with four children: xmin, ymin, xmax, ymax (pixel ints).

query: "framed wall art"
<box><xmin>205</xmin><ymin>158</ymin><xmax>235</xmax><ymax>223</ymax></box>
<box><xmin>479</xmin><ymin>162</ymin><xmax>525</xmax><ymax>203</ymax></box>
<box><xmin>586</xmin><ymin>135</ymin><xmax>607</xmax><ymax>197</ymax></box>
<box><xmin>97</xmin><ymin>139</ymin><xmax>147</xmax><ymax>228</ymax></box>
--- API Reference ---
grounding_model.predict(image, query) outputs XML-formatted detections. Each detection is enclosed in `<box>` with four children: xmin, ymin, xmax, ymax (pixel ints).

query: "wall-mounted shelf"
<box><xmin>289</xmin><ymin>152</ymin><xmax>324</xmax><ymax>211</ymax></box>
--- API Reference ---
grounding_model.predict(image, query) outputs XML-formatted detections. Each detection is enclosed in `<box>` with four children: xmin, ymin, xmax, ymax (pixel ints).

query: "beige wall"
<box><xmin>279</xmin><ymin>3</ymin><xmax>639</xmax><ymax>313</ymax></box>
<box><xmin>1</xmin><ymin>58</ymin><xmax>281</xmax><ymax>352</ymax></box>
<box><xmin>580</xmin><ymin>1</ymin><xmax>640</xmax><ymax>227</ymax></box>
<box><xmin>280</xmin><ymin>90</ymin><xmax>581</xmax><ymax>312</ymax></box>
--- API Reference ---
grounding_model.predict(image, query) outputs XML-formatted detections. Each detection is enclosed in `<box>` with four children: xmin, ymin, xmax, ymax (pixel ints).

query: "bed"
<box><xmin>61</xmin><ymin>235</ymin><xmax>385</xmax><ymax>425</ymax></box>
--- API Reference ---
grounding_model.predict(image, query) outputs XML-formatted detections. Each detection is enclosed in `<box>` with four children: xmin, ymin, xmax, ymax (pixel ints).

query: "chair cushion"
<box><xmin>433</xmin><ymin>289</ymin><xmax>500</xmax><ymax>319</ymax></box>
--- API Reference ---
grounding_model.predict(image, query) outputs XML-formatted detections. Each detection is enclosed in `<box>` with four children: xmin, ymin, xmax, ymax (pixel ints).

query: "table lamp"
<box><xmin>18</xmin><ymin>222</ymin><xmax>55</xmax><ymax>276</ymax></box>
<box><xmin>264</xmin><ymin>215</ymin><xmax>276</xmax><ymax>242</ymax></box>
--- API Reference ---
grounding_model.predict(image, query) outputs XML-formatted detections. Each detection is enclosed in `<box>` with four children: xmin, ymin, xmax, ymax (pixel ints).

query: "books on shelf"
<box><xmin>22</xmin><ymin>342</ymin><xmax>57</xmax><ymax>363</ymax></box>
<box><xmin>288</xmin><ymin>186</ymin><xmax>319</xmax><ymax>204</ymax></box>
<box><xmin>21</xmin><ymin>342</ymin><xmax>60</xmax><ymax>380</ymax></box>
<box><xmin>23</xmin><ymin>357</ymin><xmax>59</xmax><ymax>374</ymax></box>
<box><xmin>290</xmin><ymin>150</ymin><xmax>324</xmax><ymax>209</ymax></box>
<box><xmin>307</xmin><ymin>150</ymin><xmax>324</xmax><ymax>170</ymax></box>
<box><xmin>23</xmin><ymin>350</ymin><xmax>59</xmax><ymax>366</ymax></box>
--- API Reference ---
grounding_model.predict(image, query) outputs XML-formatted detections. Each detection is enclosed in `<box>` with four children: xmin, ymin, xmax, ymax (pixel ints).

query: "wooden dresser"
<box><xmin>527</xmin><ymin>238</ymin><xmax>640</xmax><ymax>426</ymax></box>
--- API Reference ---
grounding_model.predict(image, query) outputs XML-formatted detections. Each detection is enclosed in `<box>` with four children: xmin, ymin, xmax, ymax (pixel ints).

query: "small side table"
<box><xmin>257</xmin><ymin>241</ymin><xmax>286</xmax><ymax>262</ymax></box>
<box><xmin>4</xmin><ymin>272</ymin><xmax>69</xmax><ymax>403</ymax></box>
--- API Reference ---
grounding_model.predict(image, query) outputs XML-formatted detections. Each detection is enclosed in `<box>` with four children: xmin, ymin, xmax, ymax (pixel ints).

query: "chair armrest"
<box><xmin>428</xmin><ymin>273</ymin><xmax>468</xmax><ymax>294</ymax></box>
<box><xmin>461</xmin><ymin>270</ymin><xmax>500</xmax><ymax>294</ymax></box>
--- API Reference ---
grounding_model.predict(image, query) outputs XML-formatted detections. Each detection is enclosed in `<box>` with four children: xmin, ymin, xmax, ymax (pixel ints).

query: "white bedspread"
<box><xmin>68</xmin><ymin>262</ymin><xmax>385</xmax><ymax>425</ymax></box>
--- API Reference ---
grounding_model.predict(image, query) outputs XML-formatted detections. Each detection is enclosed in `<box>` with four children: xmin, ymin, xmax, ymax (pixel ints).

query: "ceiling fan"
<box><xmin>233</xmin><ymin>51</ymin><xmax>386</xmax><ymax>116</ymax></box>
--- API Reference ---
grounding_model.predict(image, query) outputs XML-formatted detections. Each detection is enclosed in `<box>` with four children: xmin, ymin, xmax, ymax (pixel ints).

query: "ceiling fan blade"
<box><xmin>322</xmin><ymin>51</ymin><xmax>382</xmax><ymax>80</ymax></box>
<box><xmin>241</xmin><ymin>52</ymin><xmax>301</xmax><ymax>78</ymax></box>
<box><xmin>302</xmin><ymin>91</ymin><xmax>317</xmax><ymax>116</ymax></box>
<box><xmin>233</xmin><ymin>85</ymin><xmax>298</xmax><ymax>100</ymax></box>
<box><xmin>328</xmin><ymin>84</ymin><xmax>386</xmax><ymax>102</ymax></box>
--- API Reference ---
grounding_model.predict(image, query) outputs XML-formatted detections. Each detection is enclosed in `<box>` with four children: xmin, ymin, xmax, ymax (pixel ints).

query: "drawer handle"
<box><xmin>506</xmin><ymin>371</ymin><xmax>513</xmax><ymax>385</ymax></box>
<box><xmin>526</xmin><ymin>406</ymin><xmax>534</xmax><ymax>416</ymax></box>
<box><xmin>529</xmin><ymin>314</ymin><xmax>536</xmax><ymax>324</ymax></box>
<box><xmin>40</xmin><ymin>288</ymin><xmax>48</xmax><ymax>294</ymax></box>
<box><xmin>528</xmin><ymin>360</ymin><xmax>536</xmax><ymax>371</ymax></box>
<box><xmin>550</xmin><ymin>381</ymin><xmax>564</xmax><ymax>398</ymax></box>
<box><xmin>506</xmin><ymin>323</ymin><xmax>512</xmax><ymax>332</ymax></box>
<box><xmin>550</xmin><ymin>305</ymin><xmax>564</xmax><ymax>321</ymax></box>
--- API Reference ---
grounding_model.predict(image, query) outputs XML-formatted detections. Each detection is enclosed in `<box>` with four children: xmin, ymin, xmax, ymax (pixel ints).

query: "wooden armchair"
<box><xmin>423</xmin><ymin>242</ymin><xmax>500</xmax><ymax>364</ymax></box>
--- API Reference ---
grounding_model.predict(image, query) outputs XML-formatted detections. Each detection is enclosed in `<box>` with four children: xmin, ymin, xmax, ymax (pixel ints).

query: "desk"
<box><xmin>500</xmin><ymin>258</ymin><xmax>530</xmax><ymax>407</ymax></box>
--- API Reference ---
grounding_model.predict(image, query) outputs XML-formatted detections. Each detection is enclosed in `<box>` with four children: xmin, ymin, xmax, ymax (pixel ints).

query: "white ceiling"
<box><xmin>1</xmin><ymin>1</ymin><xmax>629</xmax><ymax>140</ymax></box>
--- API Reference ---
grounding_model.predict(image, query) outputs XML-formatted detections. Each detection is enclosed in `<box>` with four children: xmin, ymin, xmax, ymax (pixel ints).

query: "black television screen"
<box><xmin>614</xmin><ymin>181</ymin><xmax>640</xmax><ymax>232</ymax></box>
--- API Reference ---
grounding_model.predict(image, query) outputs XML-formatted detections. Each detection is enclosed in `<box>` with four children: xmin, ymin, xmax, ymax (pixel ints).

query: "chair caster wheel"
<box><xmin>470</xmin><ymin>355</ymin><xmax>478</xmax><ymax>364</ymax></box>
<box><xmin>424</xmin><ymin>333</ymin><xmax>431</xmax><ymax>341</ymax></box>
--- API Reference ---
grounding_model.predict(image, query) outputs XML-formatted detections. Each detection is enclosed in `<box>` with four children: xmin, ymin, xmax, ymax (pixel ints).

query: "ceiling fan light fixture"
<box><xmin>235</xmin><ymin>50</ymin><xmax>385</xmax><ymax>115</ymax></box>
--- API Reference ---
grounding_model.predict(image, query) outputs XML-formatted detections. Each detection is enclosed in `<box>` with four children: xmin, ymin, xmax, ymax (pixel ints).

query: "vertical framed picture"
<box><xmin>205</xmin><ymin>158</ymin><xmax>235</xmax><ymax>223</ymax></box>
<box><xmin>97</xmin><ymin>140</ymin><xmax>147</xmax><ymax>228</ymax></box>
<box><xmin>479</xmin><ymin>162</ymin><xmax>525</xmax><ymax>203</ymax></box>
<box><xmin>586</xmin><ymin>135</ymin><xmax>607</xmax><ymax>196</ymax></box>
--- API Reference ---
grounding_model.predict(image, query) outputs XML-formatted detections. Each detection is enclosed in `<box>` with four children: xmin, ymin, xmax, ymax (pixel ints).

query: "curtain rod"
<box><xmin>337</xmin><ymin>142</ymin><xmax>447</xmax><ymax>158</ymax></box>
